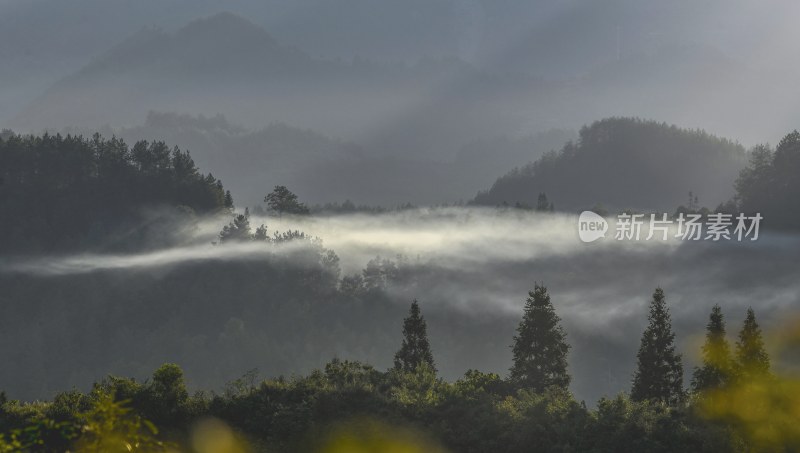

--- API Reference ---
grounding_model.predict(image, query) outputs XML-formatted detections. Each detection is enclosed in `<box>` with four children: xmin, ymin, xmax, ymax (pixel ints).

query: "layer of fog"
<box><xmin>2</xmin><ymin>208</ymin><xmax>798</xmax><ymax>402</ymax></box>
<box><xmin>2</xmin><ymin>208</ymin><xmax>668</xmax><ymax>280</ymax></box>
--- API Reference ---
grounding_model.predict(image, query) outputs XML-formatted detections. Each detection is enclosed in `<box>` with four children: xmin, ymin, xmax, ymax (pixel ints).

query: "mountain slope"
<box><xmin>13</xmin><ymin>12</ymin><xmax>321</xmax><ymax>128</ymax></box>
<box><xmin>473</xmin><ymin>118</ymin><xmax>747</xmax><ymax>212</ymax></box>
<box><xmin>108</xmin><ymin>112</ymin><xmax>573</xmax><ymax>206</ymax></box>
<box><xmin>11</xmin><ymin>11</ymin><xmax>546</xmax><ymax>157</ymax></box>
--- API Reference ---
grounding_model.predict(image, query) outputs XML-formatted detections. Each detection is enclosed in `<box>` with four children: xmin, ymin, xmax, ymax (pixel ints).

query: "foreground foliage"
<box><xmin>2</xmin><ymin>343</ymin><xmax>796</xmax><ymax>453</ymax></box>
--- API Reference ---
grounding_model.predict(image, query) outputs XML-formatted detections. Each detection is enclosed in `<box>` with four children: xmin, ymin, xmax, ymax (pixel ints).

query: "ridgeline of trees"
<box><xmin>473</xmin><ymin>123</ymin><xmax>800</xmax><ymax>231</ymax></box>
<box><xmin>0</xmin><ymin>287</ymin><xmax>787</xmax><ymax>452</ymax></box>
<box><xmin>263</xmin><ymin>185</ymin><xmax>310</xmax><ymax>217</ymax></box>
<box><xmin>473</xmin><ymin>117</ymin><xmax>746</xmax><ymax>212</ymax></box>
<box><xmin>670</xmin><ymin>129</ymin><xmax>800</xmax><ymax>230</ymax></box>
<box><xmin>304</xmin><ymin>200</ymin><xmax>424</xmax><ymax>215</ymax></box>
<box><xmin>0</xmin><ymin>132</ymin><xmax>232</xmax><ymax>252</ymax></box>
<box><xmin>216</xmin><ymin>199</ymin><xmax>317</xmax><ymax>247</ymax></box>
<box><xmin>733</xmin><ymin>130</ymin><xmax>800</xmax><ymax>229</ymax></box>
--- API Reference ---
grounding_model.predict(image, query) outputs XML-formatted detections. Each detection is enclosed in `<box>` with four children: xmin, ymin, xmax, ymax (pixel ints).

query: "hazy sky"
<box><xmin>3</xmin><ymin>0</ymin><xmax>800</xmax><ymax>146</ymax></box>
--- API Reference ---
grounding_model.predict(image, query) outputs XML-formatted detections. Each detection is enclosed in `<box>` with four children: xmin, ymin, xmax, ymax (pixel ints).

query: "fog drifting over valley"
<box><xmin>3</xmin><ymin>2</ymin><xmax>800</xmax><ymax>449</ymax></box>
<box><xmin>2</xmin><ymin>208</ymin><xmax>798</xmax><ymax>403</ymax></box>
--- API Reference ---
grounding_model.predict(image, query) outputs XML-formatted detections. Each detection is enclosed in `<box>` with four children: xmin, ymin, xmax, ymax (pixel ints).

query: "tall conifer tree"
<box><xmin>509</xmin><ymin>284</ymin><xmax>571</xmax><ymax>392</ymax></box>
<box><xmin>691</xmin><ymin>304</ymin><xmax>732</xmax><ymax>392</ymax></box>
<box><xmin>218</xmin><ymin>208</ymin><xmax>252</xmax><ymax>243</ymax></box>
<box><xmin>394</xmin><ymin>300</ymin><xmax>435</xmax><ymax>372</ymax></box>
<box><xmin>734</xmin><ymin>307</ymin><xmax>771</xmax><ymax>381</ymax></box>
<box><xmin>631</xmin><ymin>287</ymin><xmax>684</xmax><ymax>404</ymax></box>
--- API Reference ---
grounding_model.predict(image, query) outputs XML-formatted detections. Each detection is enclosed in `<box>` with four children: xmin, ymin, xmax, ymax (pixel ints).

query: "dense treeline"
<box><xmin>0</xmin><ymin>132</ymin><xmax>232</xmax><ymax>252</ymax></box>
<box><xmin>734</xmin><ymin>130</ymin><xmax>800</xmax><ymax>229</ymax></box>
<box><xmin>472</xmin><ymin>117</ymin><xmax>746</xmax><ymax>212</ymax></box>
<box><xmin>669</xmin><ymin>129</ymin><xmax>800</xmax><ymax>229</ymax></box>
<box><xmin>0</xmin><ymin>286</ymin><xmax>790</xmax><ymax>452</ymax></box>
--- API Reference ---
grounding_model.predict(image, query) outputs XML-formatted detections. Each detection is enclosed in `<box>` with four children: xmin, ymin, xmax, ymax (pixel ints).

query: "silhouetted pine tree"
<box><xmin>631</xmin><ymin>287</ymin><xmax>684</xmax><ymax>404</ymax></box>
<box><xmin>734</xmin><ymin>307</ymin><xmax>771</xmax><ymax>381</ymax></box>
<box><xmin>264</xmin><ymin>185</ymin><xmax>309</xmax><ymax>217</ymax></box>
<box><xmin>691</xmin><ymin>304</ymin><xmax>732</xmax><ymax>392</ymax></box>
<box><xmin>224</xmin><ymin>190</ymin><xmax>234</xmax><ymax>209</ymax></box>
<box><xmin>394</xmin><ymin>300</ymin><xmax>435</xmax><ymax>372</ymax></box>
<box><xmin>219</xmin><ymin>208</ymin><xmax>252</xmax><ymax>243</ymax></box>
<box><xmin>509</xmin><ymin>284</ymin><xmax>571</xmax><ymax>391</ymax></box>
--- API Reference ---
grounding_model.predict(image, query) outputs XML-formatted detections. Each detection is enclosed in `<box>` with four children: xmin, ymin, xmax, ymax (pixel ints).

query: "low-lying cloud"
<box><xmin>2</xmin><ymin>207</ymin><xmax>798</xmax><ymax>404</ymax></box>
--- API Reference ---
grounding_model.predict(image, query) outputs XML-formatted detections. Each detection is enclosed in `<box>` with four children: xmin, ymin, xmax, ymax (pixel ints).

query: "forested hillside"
<box><xmin>473</xmin><ymin>118</ymin><xmax>746</xmax><ymax>212</ymax></box>
<box><xmin>735</xmin><ymin>130</ymin><xmax>800</xmax><ymax>229</ymax></box>
<box><xmin>0</xmin><ymin>132</ymin><xmax>231</xmax><ymax>253</ymax></box>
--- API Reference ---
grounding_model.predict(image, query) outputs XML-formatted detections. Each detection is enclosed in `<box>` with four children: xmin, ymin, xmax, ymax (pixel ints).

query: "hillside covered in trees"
<box><xmin>0</xmin><ymin>132</ymin><xmax>231</xmax><ymax>253</ymax></box>
<box><xmin>473</xmin><ymin>118</ymin><xmax>746</xmax><ymax>212</ymax></box>
<box><xmin>735</xmin><ymin>130</ymin><xmax>800</xmax><ymax>229</ymax></box>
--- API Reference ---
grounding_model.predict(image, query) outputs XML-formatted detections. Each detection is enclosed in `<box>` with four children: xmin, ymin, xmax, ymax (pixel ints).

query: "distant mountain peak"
<box><xmin>66</xmin><ymin>11</ymin><xmax>308</xmax><ymax>81</ymax></box>
<box><xmin>177</xmin><ymin>11</ymin><xmax>278</xmax><ymax>48</ymax></box>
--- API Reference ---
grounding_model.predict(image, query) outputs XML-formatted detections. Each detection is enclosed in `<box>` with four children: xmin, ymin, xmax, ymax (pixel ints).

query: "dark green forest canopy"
<box><xmin>0</xmin><ymin>298</ymin><xmax>789</xmax><ymax>453</ymax></box>
<box><xmin>0</xmin><ymin>132</ymin><xmax>232</xmax><ymax>252</ymax></box>
<box><xmin>735</xmin><ymin>130</ymin><xmax>800</xmax><ymax>229</ymax></box>
<box><xmin>0</xmin><ymin>362</ymin><xmax>745</xmax><ymax>453</ymax></box>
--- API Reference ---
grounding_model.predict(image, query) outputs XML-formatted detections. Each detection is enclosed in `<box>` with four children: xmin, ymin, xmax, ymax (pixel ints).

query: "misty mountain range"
<box><xmin>94</xmin><ymin>112</ymin><xmax>573</xmax><ymax>207</ymax></box>
<box><xmin>2</xmin><ymin>2</ymin><xmax>799</xmax><ymax>209</ymax></box>
<box><xmin>0</xmin><ymin>7</ymin><xmax>777</xmax><ymax>208</ymax></box>
<box><xmin>1</xmin><ymin>5</ymin><xmax>798</xmax><ymax>133</ymax></box>
<box><xmin>13</xmin><ymin>11</ymin><xmax>568</xmax><ymax>168</ymax></box>
<box><xmin>3</xmin><ymin>5</ymin><xmax>800</xmax><ymax>448</ymax></box>
<box><xmin>3</xmin><ymin>10</ymin><xmax>765</xmax><ymax>140</ymax></box>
